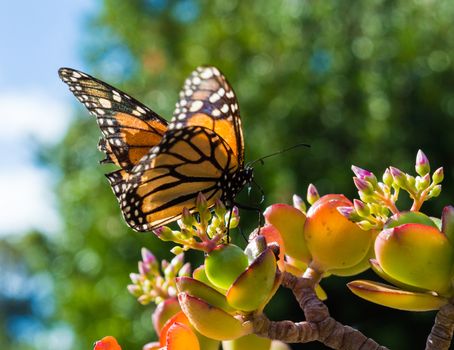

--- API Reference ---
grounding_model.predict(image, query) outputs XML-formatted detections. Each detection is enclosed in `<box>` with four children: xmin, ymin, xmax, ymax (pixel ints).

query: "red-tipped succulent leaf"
<box><xmin>263</xmin><ymin>203</ymin><xmax>310</xmax><ymax>263</ymax></box>
<box><xmin>93</xmin><ymin>336</ymin><xmax>122</xmax><ymax>350</ymax></box>
<box><xmin>385</xmin><ymin>211</ymin><xmax>438</xmax><ymax>229</ymax></box>
<box><xmin>176</xmin><ymin>276</ymin><xmax>235</xmax><ymax>313</ymax></box>
<box><xmin>348</xmin><ymin>280</ymin><xmax>448</xmax><ymax>311</ymax></box>
<box><xmin>152</xmin><ymin>297</ymin><xmax>181</xmax><ymax>334</ymax></box>
<box><xmin>159</xmin><ymin>311</ymin><xmax>192</xmax><ymax>347</ymax></box>
<box><xmin>304</xmin><ymin>194</ymin><xmax>374</xmax><ymax>273</ymax></box>
<box><xmin>165</xmin><ymin>322</ymin><xmax>200</xmax><ymax>350</ymax></box>
<box><xmin>178</xmin><ymin>293</ymin><xmax>252</xmax><ymax>340</ymax></box>
<box><xmin>259</xmin><ymin>224</ymin><xmax>286</xmax><ymax>270</ymax></box>
<box><xmin>226</xmin><ymin>247</ymin><xmax>277</xmax><ymax>312</ymax></box>
<box><xmin>375</xmin><ymin>223</ymin><xmax>454</xmax><ymax>294</ymax></box>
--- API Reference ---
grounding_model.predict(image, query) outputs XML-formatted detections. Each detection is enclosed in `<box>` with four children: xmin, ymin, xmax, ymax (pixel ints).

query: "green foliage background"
<box><xmin>3</xmin><ymin>1</ymin><xmax>454</xmax><ymax>349</ymax></box>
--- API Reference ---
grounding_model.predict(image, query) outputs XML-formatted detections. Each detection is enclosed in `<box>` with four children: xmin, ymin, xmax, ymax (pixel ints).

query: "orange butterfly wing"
<box><xmin>119</xmin><ymin>126</ymin><xmax>238</xmax><ymax>231</ymax></box>
<box><xmin>60</xmin><ymin>66</ymin><xmax>250</xmax><ymax>232</ymax></box>
<box><xmin>58</xmin><ymin>68</ymin><xmax>168</xmax><ymax>171</ymax></box>
<box><xmin>169</xmin><ymin>66</ymin><xmax>244</xmax><ymax>167</ymax></box>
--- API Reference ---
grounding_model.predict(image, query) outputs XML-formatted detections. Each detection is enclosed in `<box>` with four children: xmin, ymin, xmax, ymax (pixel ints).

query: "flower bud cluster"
<box><xmin>127</xmin><ymin>249</ymin><xmax>190</xmax><ymax>305</ymax></box>
<box><xmin>339</xmin><ymin>150</ymin><xmax>444</xmax><ymax>230</ymax></box>
<box><xmin>153</xmin><ymin>193</ymin><xmax>240</xmax><ymax>252</ymax></box>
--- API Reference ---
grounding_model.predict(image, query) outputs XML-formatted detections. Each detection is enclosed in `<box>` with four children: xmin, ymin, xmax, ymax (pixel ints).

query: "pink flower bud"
<box><xmin>382</xmin><ymin>168</ymin><xmax>393</xmax><ymax>186</ymax></box>
<box><xmin>337</xmin><ymin>206</ymin><xmax>355</xmax><ymax>219</ymax></box>
<box><xmin>153</xmin><ymin>226</ymin><xmax>175</xmax><ymax>241</ymax></box>
<box><xmin>416</xmin><ymin>173</ymin><xmax>430</xmax><ymax>191</ymax></box>
<box><xmin>170</xmin><ymin>254</ymin><xmax>184</xmax><ymax>271</ymax></box>
<box><xmin>138</xmin><ymin>261</ymin><xmax>150</xmax><ymax>276</ymax></box>
<box><xmin>428</xmin><ymin>185</ymin><xmax>442</xmax><ymax>198</ymax></box>
<box><xmin>141</xmin><ymin>248</ymin><xmax>156</xmax><ymax>266</ymax></box>
<box><xmin>226</xmin><ymin>206</ymin><xmax>240</xmax><ymax>229</ymax></box>
<box><xmin>129</xmin><ymin>273</ymin><xmax>141</xmax><ymax>284</ymax></box>
<box><xmin>389</xmin><ymin>166</ymin><xmax>403</xmax><ymax>178</ymax></box>
<box><xmin>432</xmin><ymin>167</ymin><xmax>444</xmax><ymax>184</ymax></box>
<box><xmin>353</xmin><ymin>199</ymin><xmax>370</xmax><ymax>217</ymax></box>
<box><xmin>179</xmin><ymin>262</ymin><xmax>192</xmax><ymax>277</ymax></box>
<box><xmin>292</xmin><ymin>194</ymin><xmax>306</xmax><ymax>212</ymax></box>
<box><xmin>196</xmin><ymin>192</ymin><xmax>208</xmax><ymax>211</ymax></box>
<box><xmin>389</xmin><ymin>167</ymin><xmax>407</xmax><ymax>189</ymax></box>
<box><xmin>353</xmin><ymin>177</ymin><xmax>374</xmax><ymax>194</ymax></box>
<box><xmin>181</xmin><ymin>207</ymin><xmax>194</xmax><ymax>227</ymax></box>
<box><xmin>352</xmin><ymin>165</ymin><xmax>378</xmax><ymax>187</ymax></box>
<box><xmin>127</xmin><ymin>284</ymin><xmax>141</xmax><ymax>296</ymax></box>
<box><xmin>357</xmin><ymin>220</ymin><xmax>374</xmax><ymax>230</ymax></box>
<box><xmin>306</xmin><ymin>183</ymin><xmax>320</xmax><ymax>205</ymax></box>
<box><xmin>415</xmin><ymin>150</ymin><xmax>430</xmax><ymax>176</ymax></box>
<box><xmin>351</xmin><ymin>165</ymin><xmax>371</xmax><ymax>179</ymax></box>
<box><xmin>214</xmin><ymin>199</ymin><xmax>226</xmax><ymax>218</ymax></box>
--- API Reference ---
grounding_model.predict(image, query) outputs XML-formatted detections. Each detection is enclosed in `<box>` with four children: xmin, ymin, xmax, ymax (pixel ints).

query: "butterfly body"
<box><xmin>59</xmin><ymin>66</ymin><xmax>251</xmax><ymax>231</ymax></box>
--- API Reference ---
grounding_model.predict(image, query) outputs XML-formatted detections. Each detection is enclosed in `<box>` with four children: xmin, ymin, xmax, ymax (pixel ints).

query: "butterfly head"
<box><xmin>241</xmin><ymin>166</ymin><xmax>254</xmax><ymax>187</ymax></box>
<box><xmin>220</xmin><ymin>166</ymin><xmax>254</xmax><ymax>206</ymax></box>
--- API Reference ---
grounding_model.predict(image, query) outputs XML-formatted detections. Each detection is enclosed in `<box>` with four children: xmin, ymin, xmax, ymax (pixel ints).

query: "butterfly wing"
<box><xmin>170</xmin><ymin>66</ymin><xmax>244</xmax><ymax>167</ymax></box>
<box><xmin>60</xmin><ymin>66</ymin><xmax>248</xmax><ymax>232</ymax></box>
<box><xmin>58</xmin><ymin>68</ymin><xmax>168</xmax><ymax>170</ymax></box>
<box><xmin>114</xmin><ymin>126</ymin><xmax>238</xmax><ymax>231</ymax></box>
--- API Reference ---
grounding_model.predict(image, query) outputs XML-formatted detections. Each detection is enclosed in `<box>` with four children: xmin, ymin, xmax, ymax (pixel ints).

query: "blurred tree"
<box><xmin>4</xmin><ymin>0</ymin><xmax>454</xmax><ymax>349</ymax></box>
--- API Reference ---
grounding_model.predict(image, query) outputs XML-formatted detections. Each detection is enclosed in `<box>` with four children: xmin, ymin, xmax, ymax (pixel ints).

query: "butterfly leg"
<box><xmin>226</xmin><ymin>208</ymin><xmax>233</xmax><ymax>243</ymax></box>
<box><xmin>251</xmin><ymin>179</ymin><xmax>265</xmax><ymax>204</ymax></box>
<box><xmin>233</xmin><ymin>202</ymin><xmax>264</xmax><ymax>235</ymax></box>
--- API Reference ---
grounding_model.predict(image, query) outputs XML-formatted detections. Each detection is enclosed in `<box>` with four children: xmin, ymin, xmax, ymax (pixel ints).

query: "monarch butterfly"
<box><xmin>59</xmin><ymin>66</ymin><xmax>252</xmax><ymax>231</ymax></box>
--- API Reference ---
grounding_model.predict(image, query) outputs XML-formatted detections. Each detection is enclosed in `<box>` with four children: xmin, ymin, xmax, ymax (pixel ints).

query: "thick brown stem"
<box><xmin>248</xmin><ymin>312</ymin><xmax>387</xmax><ymax>350</ymax></box>
<box><xmin>425</xmin><ymin>303</ymin><xmax>454</xmax><ymax>350</ymax></box>
<box><xmin>251</xmin><ymin>314</ymin><xmax>319</xmax><ymax>343</ymax></box>
<box><xmin>277</xmin><ymin>271</ymin><xmax>389</xmax><ymax>350</ymax></box>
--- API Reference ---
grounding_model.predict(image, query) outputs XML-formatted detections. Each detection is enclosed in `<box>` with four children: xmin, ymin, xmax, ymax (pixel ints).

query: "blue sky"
<box><xmin>0</xmin><ymin>1</ymin><xmax>94</xmax><ymax>235</ymax></box>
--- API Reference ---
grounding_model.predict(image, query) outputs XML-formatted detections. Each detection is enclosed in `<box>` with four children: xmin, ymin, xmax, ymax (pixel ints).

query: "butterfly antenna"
<box><xmin>247</xmin><ymin>143</ymin><xmax>310</xmax><ymax>168</ymax></box>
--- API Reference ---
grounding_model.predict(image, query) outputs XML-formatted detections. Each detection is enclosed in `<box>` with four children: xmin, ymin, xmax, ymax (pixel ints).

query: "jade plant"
<box><xmin>93</xmin><ymin>150</ymin><xmax>454</xmax><ymax>350</ymax></box>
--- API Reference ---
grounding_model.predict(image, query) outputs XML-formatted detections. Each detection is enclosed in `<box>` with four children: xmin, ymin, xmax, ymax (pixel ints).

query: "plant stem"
<box><xmin>248</xmin><ymin>271</ymin><xmax>389</xmax><ymax>349</ymax></box>
<box><xmin>375</xmin><ymin>192</ymin><xmax>399</xmax><ymax>215</ymax></box>
<box><xmin>425</xmin><ymin>302</ymin><xmax>454</xmax><ymax>350</ymax></box>
<box><xmin>410</xmin><ymin>185</ymin><xmax>431</xmax><ymax>212</ymax></box>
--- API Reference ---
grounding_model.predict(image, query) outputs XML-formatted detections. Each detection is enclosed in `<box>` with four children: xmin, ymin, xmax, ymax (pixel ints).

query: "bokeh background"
<box><xmin>2</xmin><ymin>1</ymin><xmax>454</xmax><ymax>349</ymax></box>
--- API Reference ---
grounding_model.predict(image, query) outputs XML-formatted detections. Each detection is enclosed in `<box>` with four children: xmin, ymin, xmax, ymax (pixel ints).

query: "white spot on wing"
<box><xmin>189</xmin><ymin>100</ymin><xmax>203</xmax><ymax>112</ymax></box>
<box><xmin>221</xmin><ymin>104</ymin><xmax>229</xmax><ymax>113</ymax></box>
<box><xmin>112</xmin><ymin>91</ymin><xmax>122</xmax><ymax>102</ymax></box>
<box><xmin>200</xmin><ymin>69</ymin><xmax>213</xmax><ymax>79</ymax></box>
<box><xmin>212</xmin><ymin>67</ymin><xmax>220</xmax><ymax>76</ymax></box>
<box><xmin>209</xmin><ymin>93</ymin><xmax>220</xmax><ymax>103</ymax></box>
<box><xmin>99</xmin><ymin>98</ymin><xmax>112</xmax><ymax>108</ymax></box>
